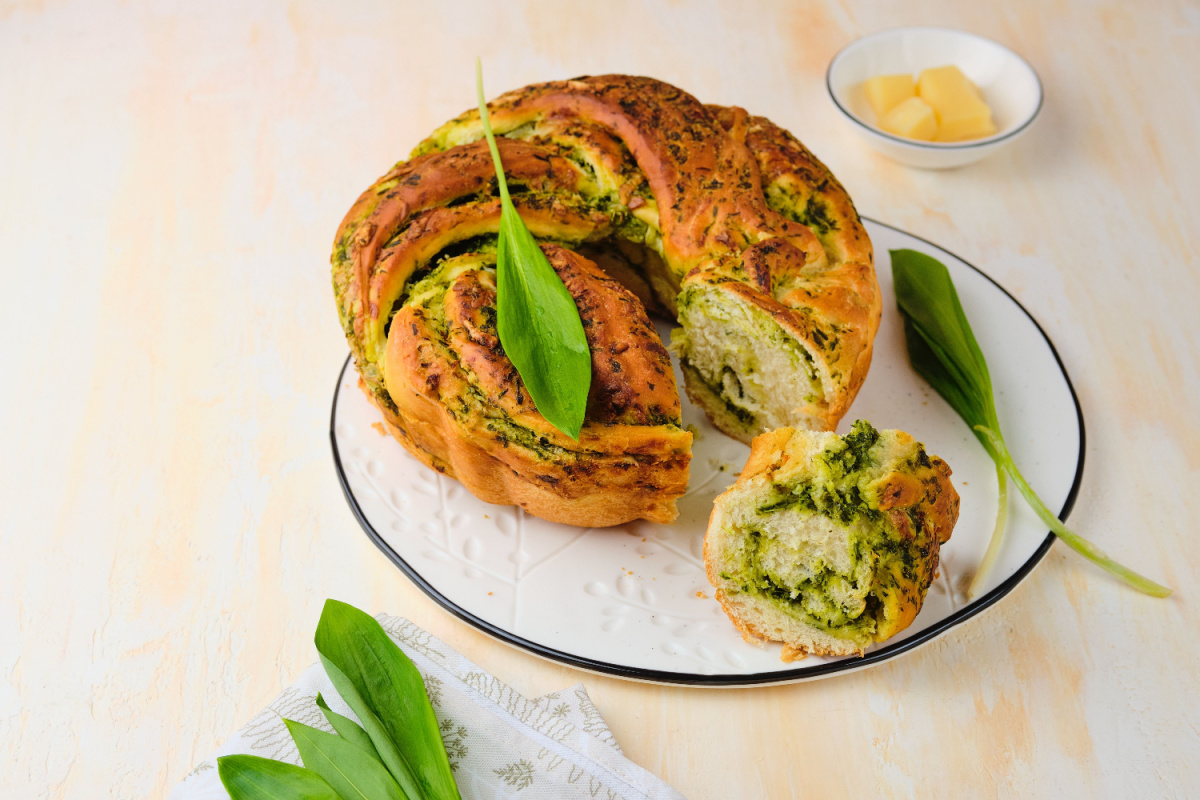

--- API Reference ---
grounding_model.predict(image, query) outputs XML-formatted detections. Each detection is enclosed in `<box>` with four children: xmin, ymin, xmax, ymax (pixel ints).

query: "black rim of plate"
<box><xmin>329</xmin><ymin>218</ymin><xmax>1083</xmax><ymax>686</ymax></box>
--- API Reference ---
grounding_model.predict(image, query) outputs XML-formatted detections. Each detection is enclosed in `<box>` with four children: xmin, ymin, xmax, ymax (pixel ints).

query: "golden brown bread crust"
<box><xmin>381</xmin><ymin>244</ymin><xmax>690</xmax><ymax>526</ymax></box>
<box><xmin>333</xmin><ymin>138</ymin><xmax>607</xmax><ymax>392</ymax></box>
<box><xmin>703</xmin><ymin>424</ymin><xmax>959</xmax><ymax>658</ymax></box>
<box><xmin>332</xmin><ymin>75</ymin><xmax>879</xmax><ymax>524</ymax></box>
<box><xmin>711</xmin><ymin>589</ymin><xmax>858</xmax><ymax>660</ymax></box>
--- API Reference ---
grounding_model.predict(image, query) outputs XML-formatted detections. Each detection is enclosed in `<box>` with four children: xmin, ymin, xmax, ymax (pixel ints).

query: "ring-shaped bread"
<box><xmin>332</xmin><ymin>75</ymin><xmax>880</xmax><ymax>526</ymax></box>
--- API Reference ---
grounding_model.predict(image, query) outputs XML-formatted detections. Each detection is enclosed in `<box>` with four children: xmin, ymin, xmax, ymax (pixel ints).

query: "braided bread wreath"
<box><xmin>332</xmin><ymin>75</ymin><xmax>880</xmax><ymax>528</ymax></box>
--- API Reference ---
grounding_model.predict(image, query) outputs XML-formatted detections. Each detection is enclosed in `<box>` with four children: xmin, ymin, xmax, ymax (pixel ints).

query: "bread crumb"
<box><xmin>488</xmin><ymin>591</ymin><xmax>493</xmax><ymax>596</ymax></box>
<box><xmin>371</xmin><ymin>422</ymin><xmax>387</xmax><ymax>436</ymax></box>
<box><xmin>695</xmin><ymin>591</ymin><xmax>708</xmax><ymax>599</ymax></box>
<box><xmin>780</xmin><ymin>645</ymin><xmax>809</xmax><ymax>662</ymax></box>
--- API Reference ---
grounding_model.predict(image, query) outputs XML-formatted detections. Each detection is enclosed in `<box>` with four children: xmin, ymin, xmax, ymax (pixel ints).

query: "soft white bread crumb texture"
<box><xmin>704</xmin><ymin>422</ymin><xmax>960</xmax><ymax>659</ymax></box>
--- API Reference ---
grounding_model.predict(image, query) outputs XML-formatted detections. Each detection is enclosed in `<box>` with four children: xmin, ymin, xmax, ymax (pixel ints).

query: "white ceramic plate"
<box><xmin>330</xmin><ymin>219</ymin><xmax>1082</xmax><ymax>686</ymax></box>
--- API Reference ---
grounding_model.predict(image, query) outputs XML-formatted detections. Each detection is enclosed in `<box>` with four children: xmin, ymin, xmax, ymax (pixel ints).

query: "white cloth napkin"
<box><xmin>171</xmin><ymin>614</ymin><xmax>687</xmax><ymax>800</ymax></box>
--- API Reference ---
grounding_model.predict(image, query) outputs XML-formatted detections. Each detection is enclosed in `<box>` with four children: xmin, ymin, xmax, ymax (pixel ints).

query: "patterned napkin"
<box><xmin>171</xmin><ymin>615</ymin><xmax>686</xmax><ymax>800</ymax></box>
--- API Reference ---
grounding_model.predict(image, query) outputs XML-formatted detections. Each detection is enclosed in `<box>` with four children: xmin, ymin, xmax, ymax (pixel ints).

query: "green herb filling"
<box><xmin>720</xmin><ymin>422</ymin><xmax>915</xmax><ymax>646</ymax></box>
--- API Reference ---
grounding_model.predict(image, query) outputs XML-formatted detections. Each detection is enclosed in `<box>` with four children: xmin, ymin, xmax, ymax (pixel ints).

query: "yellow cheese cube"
<box><xmin>879</xmin><ymin>96</ymin><xmax>938</xmax><ymax>141</ymax></box>
<box><xmin>863</xmin><ymin>73</ymin><xmax>916</xmax><ymax>119</ymax></box>
<box><xmin>917</xmin><ymin>65</ymin><xmax>978</xmax><ymax>107</ymax></box>
<box><xmin>917</xmin><ymin>65</ymin><xmax>997</xmax><ymax>141</ymax></box>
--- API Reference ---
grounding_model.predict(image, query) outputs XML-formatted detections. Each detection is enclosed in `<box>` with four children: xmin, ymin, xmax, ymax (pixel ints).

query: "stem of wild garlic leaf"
<box><xmin>968</xmin><ymin>457</ymin><xmax>1008</xmax><ymax>600</ymax></box>
<box><xmin>973</xmin><ymin>426</ymin><xmax>1172</xmax><ymax>597</ymax></box>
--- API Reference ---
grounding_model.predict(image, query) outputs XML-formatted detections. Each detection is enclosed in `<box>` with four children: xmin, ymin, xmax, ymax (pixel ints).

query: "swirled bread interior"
<box><xmin>705</xmin><ymin>422</ymin><xmax>959</xmax><ymax>658</ymax></box>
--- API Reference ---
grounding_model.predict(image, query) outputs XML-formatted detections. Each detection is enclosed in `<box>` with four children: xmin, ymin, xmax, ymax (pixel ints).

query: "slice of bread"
<box><xmin>704</xmin><ymin>421</ymin><xmax>960</xmax><ymax>659</ymax></box>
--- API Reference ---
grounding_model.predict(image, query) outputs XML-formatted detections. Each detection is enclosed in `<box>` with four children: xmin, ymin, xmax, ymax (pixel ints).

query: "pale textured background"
<box><xmin>2</xmin><ymin>1</ymin><xmax>1198</xmax><ymax>797</ymax></box>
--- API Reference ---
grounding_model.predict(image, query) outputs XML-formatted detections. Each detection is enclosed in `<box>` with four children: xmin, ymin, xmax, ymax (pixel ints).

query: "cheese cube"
<box><xmin>863</xmin><ymin>73</ymin><xmax>916</xmax><ymax>119</ymax></box>
<box><xmin>879</xmin><ymin>96</ymin><xmax>938</xmax><ymax>141</ymax></box>
<box><xmin>934</xmin><ymin>109</ymin><xmax>996</xmax><ymax>141</ymax></box>
<box><xmin>917</xmin><ymin>66</ymin><xmax>997</xmax><ymax>141</ymax></box>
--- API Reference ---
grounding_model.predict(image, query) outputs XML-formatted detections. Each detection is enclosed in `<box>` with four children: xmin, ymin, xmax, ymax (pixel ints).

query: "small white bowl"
<box><xmin>826</xmin><ymin>27</ymin><xmax>1043</xmax><ymax>169</ymax></box>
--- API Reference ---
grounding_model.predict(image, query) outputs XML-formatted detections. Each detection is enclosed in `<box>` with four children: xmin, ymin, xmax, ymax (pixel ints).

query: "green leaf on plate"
<box><xmin>284</xmin><ymin>718</ymin><xmax>405</xmax><ymax>800</ymax></box>
<box><xmin>217</xmin><ymin>754</ymin><xmax>342</xmax><ymax>800</ymax></box>
<box><xmin>892</xmin><ymin>248</ymin><xmax>999</xmax><ymax>435</ymax></box>
<box><xmin>475</xmin><ymin>58</ymin><xmax>592</xmax><ymax>440</ymax></box>
<box><xmin>316</xmin><ymin>692</ymin><xmax>381</xmax><ymax>763</ymax></box>
<box><xmin>891</xmin><ymin>248</ymin><xmax>1170</xmax><ymax>598</ymax></box>
<box><xmin>315</xmin><ymin>600</ymin><xmax>461</xmax><ymax>800</ymax></box>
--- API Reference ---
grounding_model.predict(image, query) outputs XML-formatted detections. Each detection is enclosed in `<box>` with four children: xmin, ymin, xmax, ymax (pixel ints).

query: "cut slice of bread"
<box><xmin>704</xmin><ymin>421</ymin><xmax>960</xmax><ymax>658</ymax></box>
<box><xmin>673</xmin><ymin>284</ymin><xmax>830</xmax><ymax>443</ymax></box>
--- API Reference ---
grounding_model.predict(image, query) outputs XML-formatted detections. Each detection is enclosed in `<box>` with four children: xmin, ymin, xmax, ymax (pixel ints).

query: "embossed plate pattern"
<box><xmin>330</xmin><ymin>219</ymin><xmax>1083</xmax><ymax>685</ymax></box>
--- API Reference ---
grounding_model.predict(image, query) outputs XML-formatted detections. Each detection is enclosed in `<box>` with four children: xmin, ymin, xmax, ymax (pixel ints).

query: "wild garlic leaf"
<box><xmin>902</xmin><ymin>317</ymin><xmax>991</xmax><ymax>438</ymax></box>
<box><xmin>476</xmin><ymin>58</ymin><xmax>592</xmax><ymax>440</ymax></box>
<box><xmin>319</xmin><ymin>656</ymin><xmax>422</xmax><ymax>798</ymax></box>
<box><xmin>890</xmin><ymin>249</ymin><xmax>1170</xmax><ymax>598</ymax></box>
<box><xmin>284</xmin><ymin>718</ymin><xmax>405</xmax><ymax>800</ymax></box>
<box><xmin>315</xmin><ymin>600</ymin><xmax>461</xmax><ymax>800</ymax></box>
<box><xmin>892</xmin><ymin>248</ymin><xmax>998</xmax><ymax>431</ymax></box>
<box><xmin>316</xmin><ymin>693</ymin><xmax>381</xmax><ymax>763</ymax></box>
<box><xmin>217</xmin><ymin>754</ymin><xmax>342</xmax><ymax>800</ymax></box>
